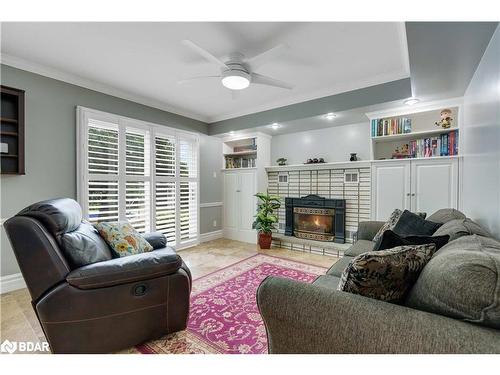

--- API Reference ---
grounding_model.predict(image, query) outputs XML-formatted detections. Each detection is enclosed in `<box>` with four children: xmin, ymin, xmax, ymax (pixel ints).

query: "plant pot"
<box><xmin>258</xmin><ymin>232</ymin><xmax>272</xmax><ymax>249</ymax></box>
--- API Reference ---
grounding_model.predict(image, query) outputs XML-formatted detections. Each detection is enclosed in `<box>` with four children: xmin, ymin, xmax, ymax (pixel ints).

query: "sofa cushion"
<box><xmin>406</xmin><ymin>235</ymin><xmax>500</xmax><ymax>329</ymax></box>
<box><xmin>94</xmin><ymin>221</ymin><xmax>153</xmax><ymax>257</ymax></box>
<box><xmin>427</xmin><ymin>208</ymin><xmax>466</xmax><ymax>224</ymax></box>
<box><xmin>326</xmin><ymin>256</ymin><xmax>354</xmax><ymax>277</ymax></box>
<box><xmin>61</xmin><ymin>221</ymin><xmax>113</xmax><ymax>268</ymax></box>
<box><xmin>372</xmin><ymin>209</ymin><xmax>403</xmax><ymax>243</ymax></box>
<box><xmin>344</xmin><ymin>240</ymin><xmax>375</xmax><ymax>257</ymax></box>
<box><xmin>313</xmin><ymin>275</ymin><xmax>341</xmax><ymax>290</ymax></box>
<box><xmin>337</xmin><ymin>243</ymin><xmax>437</xmax><ymax>303</ymax></box>
<box><xmin>432</xmin><ymin>218</ymin><xmax>491</xmax><ymax>242</ymax></box>
<box><xmin>374</xmin><ymin>230</ymin><xmax>449</xmax><ymax>251</ymax></box>
<box><xmin>392</xmin><ymin>210</ymin><xmax>442</xmax><ymax>237</ymax></box>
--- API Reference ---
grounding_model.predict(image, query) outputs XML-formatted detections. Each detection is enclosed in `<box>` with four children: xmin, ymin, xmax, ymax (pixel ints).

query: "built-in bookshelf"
<box><xmin>223</xmin><ymin>137</ymin><xmax>258</xmax><ymax>169</ymax></box>
<box><xmin>1</xmin><ymin>85</ymin><xmax>25</xmax><ymax>175</ymax></box>
<box><xmin>367</xmin><ymin>101</ymin><xmax>461</xmax><ymax>160</ymax></box>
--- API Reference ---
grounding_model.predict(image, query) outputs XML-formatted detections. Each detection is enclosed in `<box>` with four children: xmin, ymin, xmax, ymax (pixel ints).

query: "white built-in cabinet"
<box><xmin>223</xmin><ymin>170</ymin><xmax>257</xmax><ymax>242</ymax></box>
<box><xmin>371</xmin><ymin>157</ymin><xmax>459</xmax><ymax>220</ymax></box>
<box><xmin>222</xmin><ymin>132</ymin><xmax>271</xmax><ymax>243</ymax></box>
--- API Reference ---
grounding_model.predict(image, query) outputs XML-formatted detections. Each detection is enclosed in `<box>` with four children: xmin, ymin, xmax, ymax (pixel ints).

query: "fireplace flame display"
<box><xmin>293</xmin><ymin>207</ymin><xmax>335</xmax><ymax>241</ymax></box>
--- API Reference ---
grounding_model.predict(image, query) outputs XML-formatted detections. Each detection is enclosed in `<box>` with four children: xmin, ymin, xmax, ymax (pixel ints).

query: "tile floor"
<box><xmin>0</xmin><ymin>238</ymin><xmax>337</xmax><ymax>354</ymax></box>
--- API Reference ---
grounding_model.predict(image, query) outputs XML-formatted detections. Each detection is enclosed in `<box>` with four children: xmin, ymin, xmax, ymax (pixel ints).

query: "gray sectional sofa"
<box><xmin>257</xmin><ymin>209</ymin><xmax>500</xmax><ymax>353</ymax></box>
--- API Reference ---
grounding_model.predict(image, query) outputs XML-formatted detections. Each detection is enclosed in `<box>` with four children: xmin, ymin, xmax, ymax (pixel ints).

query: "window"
<box><xmin>77</xmin><ymin>107</ymin><xmax>199</xmax><ymax>248</ymax></box>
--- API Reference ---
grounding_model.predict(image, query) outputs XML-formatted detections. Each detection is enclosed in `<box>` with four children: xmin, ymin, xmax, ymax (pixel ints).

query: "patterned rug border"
<box><xmin>192</xmin><ymin>252</ymin><xmax>330</xmax><ymax>283</ymax></box>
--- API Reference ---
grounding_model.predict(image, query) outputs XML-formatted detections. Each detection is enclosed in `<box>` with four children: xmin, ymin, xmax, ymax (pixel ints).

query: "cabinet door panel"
<box><xmin>411</xmin><ymin>159</ymin><xmax>458</xmax><ymax>214</ymax></box>
<box><xmin>223</xmin><ymin>172</ymin><xmax>239</xmax><ymax>230</ymax></box>
<box><xmin>238</xmin><ymin>171</ymin><xmax>256</xmax><ymax>231</ymax></box>
<box><xmin>371</xmin><ymin>162</ymin><xmax>410</xmax><ymax>220</ymax></box>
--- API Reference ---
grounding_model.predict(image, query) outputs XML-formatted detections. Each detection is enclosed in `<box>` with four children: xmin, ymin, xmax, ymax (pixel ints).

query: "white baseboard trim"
<box><xmin>0</xmin><ymin>273</ymin><xmax>26</xmax><ymax>294</ymax></box>
<box><xmin>200</xmin><ymin>202</ymin><xmax>223</xmax><ymax>208</ymax></box>
<box><xmin>200</xmin><ymin>230</ymin><xmax>223</xmax><ymax>242</ymax></box>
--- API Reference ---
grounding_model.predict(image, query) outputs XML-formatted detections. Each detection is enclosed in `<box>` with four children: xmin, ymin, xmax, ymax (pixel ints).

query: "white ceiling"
<box><xmin>1</xmin><ymin>22</ymin><xmax>410</xmax><ymax>123</ymax></box>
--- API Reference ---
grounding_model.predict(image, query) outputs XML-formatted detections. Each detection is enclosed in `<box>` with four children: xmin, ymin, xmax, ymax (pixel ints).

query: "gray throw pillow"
<box><xmin>427</xmin><ymin>208</ymin><xmax>466</xmax><ymax>224</ymax></box>
<box><xmin>61</xmin><ymin>221</ymin><xmax>113</xmax><ymax>268</ymax></box>
<box><xmin>337</xmin><ymin>243</ymin><xmax>437</xmax><ymax>303</ymax></box>
<box><xmin>405</xmin><ymin>235</ymin><xmax>500</xmax><ymax>329</ymax></box>
<box><xmin>432</xmin><ymin>218</ymin><xmax>491</xmax><ymax>242</ymax></box>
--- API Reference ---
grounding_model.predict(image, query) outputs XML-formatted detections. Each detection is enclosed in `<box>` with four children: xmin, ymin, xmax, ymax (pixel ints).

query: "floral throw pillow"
<box><xmin>372</xmin><ymin>209</ymin><xmax>403</xmax><ymax>243</ymax></box>
<box><xmin>337</xmin><ymin>243</ymin><xmax>437</xmax><ymax>303</ymax></box>
<box><xmin>94</xmin><ymin>221</ymin><xmax>153</xmax><ymax>257</ymax></box>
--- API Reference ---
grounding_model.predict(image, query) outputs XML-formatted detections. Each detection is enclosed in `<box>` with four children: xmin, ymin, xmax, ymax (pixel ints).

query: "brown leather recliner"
<box><xmin>4</xmin><ymin>198</ymin><xmax>192</xmax><ymax>353</ymax></box>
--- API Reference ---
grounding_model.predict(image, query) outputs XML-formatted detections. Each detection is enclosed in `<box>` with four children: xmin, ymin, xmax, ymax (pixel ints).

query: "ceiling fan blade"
<box><xmin>246</xmin><ymin>43</ymin><xmax>289</xmax><ymax>70</ymax></box>
<box><xmin>177</xmin><ymin>75</ymin><xmax>220</xmax><ymax>85</ymax></box>
<box><xmin>182</xmin><ymin>40</ymin><xmax>228</xmax><ymax>69</ymax></box>
<box><xmin>251</xmin><ymin>73</ymin><xmax>294</xmax><ymax>90</ymax></box>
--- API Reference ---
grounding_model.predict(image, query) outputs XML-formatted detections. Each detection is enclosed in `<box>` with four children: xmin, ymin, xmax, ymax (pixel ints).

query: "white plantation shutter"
<box><xmin>77</xmin><ymin>107</ymin><xmax>199</xmax><ymax>247</ymax></box>
<box><xmin>86</xmin><ymin>119</ymin><xmax>120</xmax><ymax>223</ymax></box>
<box><xmin>154</xmin><ymin>133</ymin><xmax>177</xmax><ymax>245</ymax></box>
<box><xmin>178</xmin><ymin>135</ymin><xmax>198</xmax><ymax>245</ymax></box>
<box><xmin>125</xmin><ymin>127</ymin><xmax>151</xmax><ymax>233</ymax></box>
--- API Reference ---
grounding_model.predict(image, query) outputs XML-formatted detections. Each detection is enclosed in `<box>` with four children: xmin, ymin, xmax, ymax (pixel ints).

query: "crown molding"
<box><xmin>0</xmin><ymin>53</ymin><xmax>210</xmax><ymax>123</ymax></box>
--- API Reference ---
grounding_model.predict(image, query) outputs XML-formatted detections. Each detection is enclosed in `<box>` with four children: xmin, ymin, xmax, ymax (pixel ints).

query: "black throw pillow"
<box><xmin>392</xmin><ymin>210</ymin><xmax>442</xmax><ymax>237</ymax></box>
<box><xmin>374</xmin><ymin>230</ymin><xmax>450</xmax><ymax>251</ymax></box>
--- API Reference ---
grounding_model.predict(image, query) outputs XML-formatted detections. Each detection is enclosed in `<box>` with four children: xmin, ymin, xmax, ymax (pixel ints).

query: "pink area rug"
<box><xmin>136</xmin><ymin>254</ymin><xmax>327</xmax><ymax>354</ymax></box>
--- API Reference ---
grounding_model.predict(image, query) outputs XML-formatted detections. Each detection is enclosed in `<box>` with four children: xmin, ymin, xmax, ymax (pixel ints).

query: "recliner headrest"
<box><xmin>17</xmin><ymin>198</ymin><xmax>83</xmax><ymax>236</ymax></box>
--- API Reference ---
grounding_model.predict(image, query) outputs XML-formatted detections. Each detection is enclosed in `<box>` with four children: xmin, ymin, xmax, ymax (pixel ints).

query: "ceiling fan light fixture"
<box><xmin>324</xmin><ymin>112</ymin><xmax>336</xmax><ymax>120</ymax></box>
<box><xmin>221</xmin><ymin>70</ymin><xmax>250</xmax><ymax>90</ymax></box>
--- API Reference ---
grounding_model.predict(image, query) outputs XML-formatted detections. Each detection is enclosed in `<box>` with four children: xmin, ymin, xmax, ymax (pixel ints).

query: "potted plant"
<box><xmin>252</xmin><ymin>192</ymin><xmax>281</xmax><ymax>249</ymax></box>
<box><xmin>276</xmin><ymin>157</ymin><xmax>287</xmax><ymax>166</ymax></box>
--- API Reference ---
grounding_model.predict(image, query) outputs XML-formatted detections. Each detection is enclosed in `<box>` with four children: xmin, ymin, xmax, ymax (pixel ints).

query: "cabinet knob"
<box><xmin>236</xmin><ymin>190</ymin><xmax>241</xmax><ymax>192</ymax></box>
<box><xmin>406</xmin><ymin>193</ymin><xmax>410</xmax><ymax>196</ymax></box>
<box><xmin>411</xmin><ymin>193</ymin><xmax>416</xmax><ymax>196</ymax></box>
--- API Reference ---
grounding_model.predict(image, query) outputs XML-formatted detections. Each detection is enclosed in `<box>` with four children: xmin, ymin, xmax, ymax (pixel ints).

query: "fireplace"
<box><xmin>285</xmin><ymin>195</ymin><xmax>345</xmax><ymax>243</ymax></box>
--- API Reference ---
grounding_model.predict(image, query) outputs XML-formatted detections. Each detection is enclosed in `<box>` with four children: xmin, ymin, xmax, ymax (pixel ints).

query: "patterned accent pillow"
<box><xmin>94</xmin><ymin>221</ymin><xmax>153</xmax><ymax>257</ymax></box>
<box><xmin>372</xmin><ymin>209</ymin><xmax>403</xmax><ymax>243</ymax></box>
<box><xmin>337</xmin><ymin>243</ymin><xmax>437</xmax><ymax>303</ymax></box>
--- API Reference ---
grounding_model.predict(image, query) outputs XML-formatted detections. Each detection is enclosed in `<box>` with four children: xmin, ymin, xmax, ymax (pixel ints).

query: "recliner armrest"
<box><xmin>142</xmin><ymin>232</ymin><xmax>167</xmax><ymax>249</ymax></box>
<box><xmin>66</xmin><ymin>248</ymin><xmax>182</xmax><ymax>289</ymax></box>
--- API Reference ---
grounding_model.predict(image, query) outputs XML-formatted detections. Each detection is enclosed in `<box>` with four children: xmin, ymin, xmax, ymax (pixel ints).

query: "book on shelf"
<box><xmin>407</xmin><ymin>130</ymin><xmax>458</xmax><ymax>158</ymax></box>
<box><xmin>371</xmin><ymin>117</ymin><xmax>412</xmax><ymax>137</ymax></box>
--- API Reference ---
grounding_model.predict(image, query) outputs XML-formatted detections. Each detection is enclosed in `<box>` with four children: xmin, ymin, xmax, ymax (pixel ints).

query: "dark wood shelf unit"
<box><xmin>1</xmin><ymin>85</ymin><xmax>25</xmax><ymax>175</ymax></box>
<box><xmin>1</xmin><ymin>117</ymin><xmax>19</xmax><ymax>124</ymax></box>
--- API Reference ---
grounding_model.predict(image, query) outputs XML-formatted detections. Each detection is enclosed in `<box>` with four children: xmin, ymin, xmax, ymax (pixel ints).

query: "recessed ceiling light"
<box><xmin>324</xmin><ymin>112</ymin><xmax>336</xmax><ymax>120</ymax></box>
<box><xmin>229</xmin><ymin>131</ymin><xmax>235</xmax><ymax>135</ymax></box>
<box><xmin>270</xmin><ymin>122</ymin><xmax>280</xmax><ymax>130</ymax></box>
<box><xmin>221</xmin><ymin>71</ymin><xmax>251</xmax><ymax>90</ymax></box>
<box><xmin>403</xmin><ymin>98</ymin><xmax>420</xmax><ymax>106</ymax></box>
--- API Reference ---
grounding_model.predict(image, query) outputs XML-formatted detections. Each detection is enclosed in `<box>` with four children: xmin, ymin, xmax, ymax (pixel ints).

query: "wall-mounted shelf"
<box><xmin>1</xmin><ymin>85</ymin><xmax>25</xmax><ymax>175</ymax></box>
<box><xmin>368</xmin><ymin>101</ymin><xmax>461</xmax><ymax>161</ymax></box>
<box><xmin>372</xmin><ymin>127</ymin><xmax>458</xmax><ymax>143</ymax></box>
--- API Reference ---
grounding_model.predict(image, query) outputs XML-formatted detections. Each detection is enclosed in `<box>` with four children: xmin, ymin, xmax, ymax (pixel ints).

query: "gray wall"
<box><xmin>271</xmin><ymin>122</ymin><xmax>370</xmax><ymax>165</ymax></box>
<box><xmin>0</xmin><ymin>64</ymin><xmax>221</xmax><ymax>277</ymax></box>
<box><xmin>462</xmin><ymin>25</ymin><xmax>500</xmax><ymax>238</ymax></box>
<box><xmin>199</xmin><ymin>134</ymin><xmax>223</xmax><ymax>233</ymax></box>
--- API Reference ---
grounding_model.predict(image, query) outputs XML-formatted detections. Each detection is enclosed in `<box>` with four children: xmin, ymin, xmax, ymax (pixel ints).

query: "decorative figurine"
<box><xmin>318</xmin><ymin>158</ymin><xmax>325</xmax><ymax>163</ymax></box>
<box><xmin>276</xmin><ymin>157</ymin><xmax>287</xmax><ymax>166</ymax></box>
<box><xmin>349</xmin><ymin>153</ymin><xmax>357</xmax><ymax>161</ymax></box>
<box><xmin>435</xmin><ymin>109</ymin><xmax>453</xmax><ymax>129</ymax></box>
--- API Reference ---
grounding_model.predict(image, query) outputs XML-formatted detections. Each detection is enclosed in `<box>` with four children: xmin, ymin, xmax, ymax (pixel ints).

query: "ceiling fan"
<box><xmin>179</xmin><ymin>40</ymin><xmax>294</xmax><ymax>94</ymax></box>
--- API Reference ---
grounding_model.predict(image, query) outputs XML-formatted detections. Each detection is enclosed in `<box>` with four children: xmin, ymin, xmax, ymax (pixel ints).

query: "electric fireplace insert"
<box><xmin>284</xmin><ymin>195</ymin><xmax>345</xmax><ymax>243</ymax></box>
